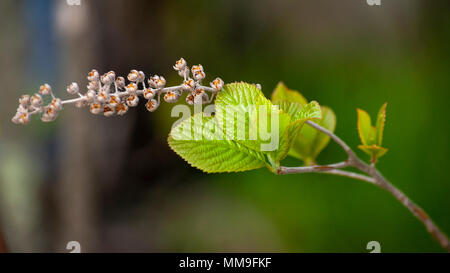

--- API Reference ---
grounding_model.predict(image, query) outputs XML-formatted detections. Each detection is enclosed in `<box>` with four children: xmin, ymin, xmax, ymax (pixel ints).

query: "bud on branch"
<box><xmin>11</xmin><ymin>58</ymin><xmax>224</xmax><ymax>125</ymax></box>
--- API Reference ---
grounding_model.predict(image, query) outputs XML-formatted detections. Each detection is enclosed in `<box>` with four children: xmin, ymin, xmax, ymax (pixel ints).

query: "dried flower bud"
<box><xmin>186</xmin><ymin>93</ymin><xmax>195</xmax><ymax>105</ymax></box>
<box><xmin>11</xmin><ymin>111</ymin><xmax>19</xmax><ymax>123</ymax></box>
<box><xmin>50</xmin><ymin>98</ymin><xmax>63</xmax><ymax>111</ymax></box>
<box><xmin>19</xmin><ymin>95</ymin><xmax>30</xmax><ymax>106</ymax></box>
<box><xmin>193</xmin><ymin>88</ymin><xmax>204</xmax><ymax>96</ymax></box>
<box><xmin>100</xmin><ymin>75</ymin><xmax>108</xmax><ymax>85</ymax></box>
<box><xmin>41</xmin><ymin>106</ymin><xmax>58</xmax><ymax>122</ymax></box>
<box><xmin>14</xmin><ymin>112</ymin><xmax>30</xmax><ymax>124</ymax></box>
<box><xmin>103</xmin><ymin>105</ymin><xmax>115</xmax><ymax>117</ymax></box>
<box><xmin>138</xmin><ymin>71</ymin><xmax>145</xmax><ymax>82</ymax></box>
<box><xmin>101</xmin><ymin>84</ymin><xmax>111</xmax><ymax>94</ymax></box>
<box><xmin>193</xmin><ymin>70</ymin><xmax>206</xmax><ymax>81</ymax></box>
<box><xmin>17</xmin><ymin>104</ymin><xmax>28</xmax><ymax>113</ymax></box>
<box><xmin>127</xmin><ymin>70</ymin><xmax>139</xmax><ymax>82</ymax></box>
<box><xmin>88</xmin><ymin>69</ymin><xmax>100</xmax><ymax>82</ymax></box>
<box><xmin>88</xmin><ymin>81</ymin><xmax>100</xmax><ymax>91</ymax></box>
<box><xmin>85</xmin><ymin>90</ymin><xmax>97</xmax><ymax>102</ymax></box>
<box><xmin>126</xmin><ymin>83</ymin><xmax>138</xmax><ymax>94</ymax></box>
<box><xmin>115</xmin><ymin>77</ymin><xmax>126</xmax><ymax>89</ymax></box>
<box><xmin>41</xmin><ymin>113</ymin><xmax>52</xmax><ymax>122</ymax></box>
<box><xmin>145</xmin><ymin>99</ymin><xmax>159</xmax><ymax>112</ymax></box>
<box><xmin>39</xmin><ymin>84</ymin><xmax>52</xmax><ymax>96</ymax></box>
<box><xmin>90</xmin><ymin>103</ymin><xmax>103</xmax><ymax>115</ymax></box>
<box><xmin>210</xmin><ymin>77</ymin><xmax>224</xmax><ymax>91</ymax></box>
<box><xmin>191</xmin><ymin>65</ymin><xmax>204</xmax><ymax>74</ymax></box>
<box><xmin>143</xmin><ymin>88</ymin><xmax>156</xmax><ymax>99</ymax></box>
<box><xmin>173</xmin><ymin>58</ymin><xmax>187</xmax><ymax>71</ymax></box>
<box><xmin>178</xmin><ymin>66</ymin><xmax>189</xmax><ymax>78</ymax></box>
<box><xmin>126</xmin><ymin>95</ymin><xmax>139</xmax><ymax>107</ymax></box>
<box><xmin>97</xmin><ymin>90</ymin><xmax>110</xmax><ymax>103</ymax></box>
<box><xmin>101</xmin><ymin>72</ymin><xmax>114</xmax><ymax>85</ymax></box>
<box><xmin>108</xmin><ymin>94</ymin><xmax>120</xmax><ymax>108</ymax></box>
<box><xmin>21</xmin><ymin>113</ymin><xmax>31</xmax><ymax>124</ymax></box>
<box><xmin>148</xmin><ymin>75</ymin><xmax>166</xmax><ymax>89</ymax></box>
<box><xmin>41</xmin><ymin>113</ymin><xmax>54</xmax><ymax>123</ymax></box>
<box><xmin>164</xmin><ymin>91</ymin><xmax>180</xmax><ymax>103</ymax></box>
<box><xmin>183</xmin><ymin>79</ymin><xmax>195</xmax><ymax>91</ymax></box>
<box><xmin>193</xmin><ymin>88</ymin><xmax>209</xmax><ymax>104</ymax></box>
<box><xmin>12</xmin><ymin>61</ymin><xmax>225</xmax><ymax>125</ymax></box>
<box><xmin>147</xmin><ymin>76</ymin><xmax>157</xmax><ymax>88</ymax></box>
<box><xmin>107</xmin><ymin>71</ymin><xmax>116</xmax><ymax>81</ymax></box>
<box><xmin>115</xmin><ymin>102</ymin><xmax>129</xmax><ymax>116</ymax></box>
<box><xmin>31</xmin><ymin>94</ymin><xmax>43</xmax><ymax>107</ymax></box>
<box><xmin>155</xmin><ymin>76</ymin><xmax>166</xmax><ymax>88</ymax></box>
<box><xmin>67</xmin><ymin>82</ymin><xmax>79</xmax><ymax>95</ymax></box>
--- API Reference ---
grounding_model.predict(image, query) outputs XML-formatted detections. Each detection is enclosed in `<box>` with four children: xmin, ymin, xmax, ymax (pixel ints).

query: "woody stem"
<box><xmin>277</xmin><ymin>121</ymin><xmax>450</xmax><ymax>251</ymax></box>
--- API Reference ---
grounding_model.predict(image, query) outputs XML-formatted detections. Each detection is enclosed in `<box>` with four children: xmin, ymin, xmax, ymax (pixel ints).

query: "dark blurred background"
<box><xmin>0</xmin><ymin>0</ymin><xmax>449</xmax><ymax>252</ymax></box>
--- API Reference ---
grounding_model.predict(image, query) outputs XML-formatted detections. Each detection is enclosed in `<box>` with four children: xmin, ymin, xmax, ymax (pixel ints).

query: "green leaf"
<box><xmin>168</xmin><ymin>113</ymin><xmax>266</xmax><ymax>173</ymax></box>
<box><xmin>271</xmin><ymin>82</ymin><xmax>307</xmax><ymax>106</ymax></box>
<box><xmin>275</xmin><ymin>101</ymin><xmax>303</xmax><ymax>118</ymax></box>
<box><xmin>291</xmin><ymin>101</ymin><xmax>322</xmax><ymax>121</ymax></box>
<box><xmin>215</xmin><ymin>82</ymin><xmax>293</xmax><ymax>171</ymax></box>
<box><xmin>272</xmin><ymin>100</ymin><xmax>323</xmax><ymax>165</ymax></box>
<box><xmin>358</xmin><ymin>145</ymin><xmax>388</xmax><ymax>159</ymax></box>
<box><xmin>289</xmin><ymin>106</ymin><xmax>336</xmax><ymax>165</ymax></box>
<box><xmin>275</xmin><ymin>100</ymin><xmax>322</xmax><ymax>123</ymax></box>
<box><xmin>215</xmin><ymin>82</ymin><xmax>272</xmax><ymax>141</ymax></box>
<box><xmin>272</xmin><ymin>83</ymin><xmax>334</xmax><ymax>165</ymax></box>
<box><xmin>216</xmin><ymin>82</ymin><xmax>272</xmax><ymax>111</ymax></box>
<box><xmin>263</xmin><ymin>109</ymin><xmax>293</xmax><ymax>171</ymax></box>
<box><xmin>215</xmin><ymin>82</ymin><xmax>289</xmax><ymax>154</ymax></box>
<box><xmin>375</xmin><ymin>103</ymin><xmax>387</xmax><ymax>146</ymax></box>
<box><xmin>169</xmin><ymin>82</ymin><xmax>325</xmax><ymax>173</ymax></box>
<box><xmin>357</xmin><ymin>108</ymin><xmax>373</xmax><ymax>146</ymax></box>
<box><xmin>356</xmin><ymin>103</ymin><xmax>388</xmax><ymax>162</ymax></box>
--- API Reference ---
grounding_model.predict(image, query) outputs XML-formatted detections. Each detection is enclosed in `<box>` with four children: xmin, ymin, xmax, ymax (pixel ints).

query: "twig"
<box><xmin>12</xmin><ymin>59</ymin><xmax>225</xmax><ymax>125</ymax></box>
<box><xmin>278</xmin><ymin>120</ymin><xmax>450</xmax><ymax>252</ymax></box>
<box><xmin>60</xmin><ymin>84</ymin><xmax>215</xmax><ymax>106</ymax></box>
<box><xmin>278</xmin><ymin>161</ymin><xmax>350</xmax><ymax>174</ymax></box>
<box><xmin>323</xmin><ymin>169</ymin><xmax>375</xmax><ymax>184</ymax></box>
<box><xmin>305</xmin><ymin>120</ymin><xmax>356</xmax><ymax>158</ymax></box>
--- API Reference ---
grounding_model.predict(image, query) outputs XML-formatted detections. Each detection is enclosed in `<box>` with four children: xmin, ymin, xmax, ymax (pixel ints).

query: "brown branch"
<box><xmin>277</xmin><ymin>120</ymin><xmax>450</xmax><ymax>252</ymax></box>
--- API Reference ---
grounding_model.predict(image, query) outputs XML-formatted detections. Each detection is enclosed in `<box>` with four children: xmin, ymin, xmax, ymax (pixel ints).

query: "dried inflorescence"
<box><xmin>12</xmin><ymin>58</ymin><xmax>224</xmax><ymax>125</ymax></box>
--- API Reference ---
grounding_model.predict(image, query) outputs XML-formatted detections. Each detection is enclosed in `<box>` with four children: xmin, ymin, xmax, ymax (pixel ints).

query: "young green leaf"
<box><xmin>246</xmin><ymin>104</ymin><xmax>292</xmax><ymax>152</ymax></box>
<box><xmin>260</xmin><ymin>109</ymin><xmax>293</xmax><ymax>171</ymax></box>
<box><xmin>271</xmin><ymin>82</ymin><xmax>308</xmax><ymax>106</ymax></box>
<box><xmin>215</xmin><ymin>82</ymin><xmax>296</xmax><ymax>171</ymax></box>
<box><xmin>215</xmin><ymin>82</ymin><xmax>272</xmax><ymax>112</ymax></box>
<box><xmin>358</xmin><ymin>145</ymin><xmax>388</xmax><ymax>160</ymax></box>
<box><xmin>356</xmin><ymin>103</ymin><xmax>388</xmax><ymax>162</ymax></box>
<box><xmin>267</xmin><ymin>100</ymin><xmax>322</xmax><ymax>168</ymax></box>
<box><xmin>169</xmin><ymin>82</ymin><xmax>323</xmax><ymax>173</ymax></box>
<box><xmin>270</xmin><ymin>82</ymin><xmax>334</xmax><ymax>165</ymax></box>
<box><xmin>375</xmin><ymin>103</ymin><xmax>387</xmax><ymax>146</ymax></box>
<box><xmin>288</xmin><ymin>106</ymin><xmax>336</xmax><ymax>165</ymax></box>
<box><xmin>357</xmin><ymin>108</ymin><xmax>373</xmax><ymax>146</ymax></box>
<box><xmin>275</xmin><ymin>101</ymin><xmax>304</xmax><ymax>118</ymax></box>
<box><xmin>168</xmin><ymin>113</ymin><xmax>266</xmax><ymax>173</ymax></box>
<box><xmin>291</xmin><ymin>101</ymin><xmax>322</xmax><ymax>121</ymax></box>
<box><xmin>215</xmin><ymin>82</ymin><xmax>272</xmax><ymax>141</ymax></box>
<box><xmin>269</xmin><ymin>101</ymin><xmax>322</xmax><ymax>168</ymax></box>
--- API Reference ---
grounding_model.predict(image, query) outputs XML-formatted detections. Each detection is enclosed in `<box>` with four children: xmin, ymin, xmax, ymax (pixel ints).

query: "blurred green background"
<box><xmin>0</xmin><ymin>0</ymin><xmax>449</xmax><ymax>252</ymax></box>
